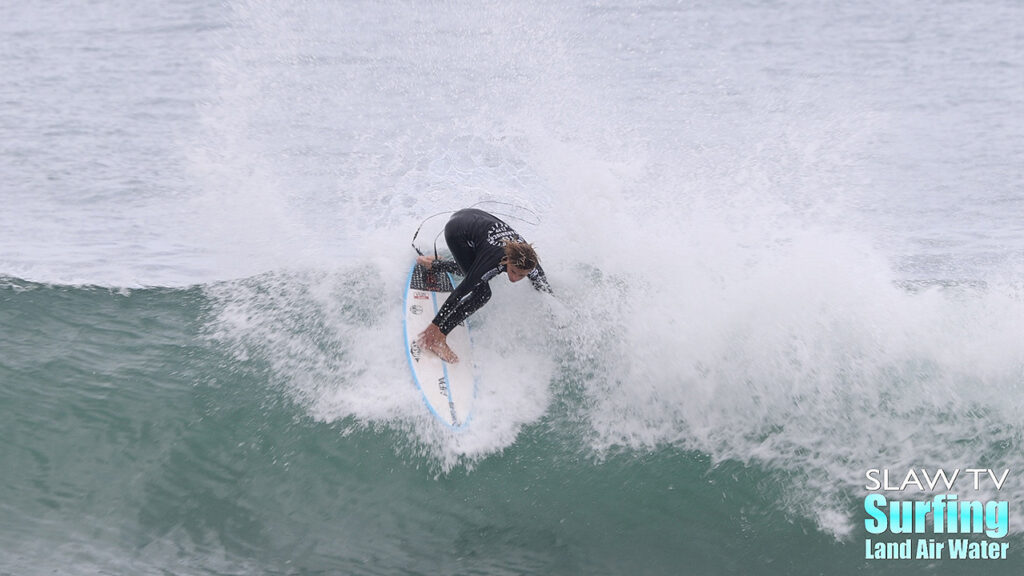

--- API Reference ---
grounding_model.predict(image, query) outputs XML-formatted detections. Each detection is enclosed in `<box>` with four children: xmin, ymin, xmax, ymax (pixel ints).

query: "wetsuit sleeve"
<box><xmin>431</xmin><ymin>261</ymin><xmax>497</xmax><ymax>335</ymax></box>
<box><xmin>528</xmin><ymin>264</ymin><xmax>552</xmax><ymax>294</ymax></box>
<box><xmin>429</xmin><ymin>259</ymin><xmax>463</xmax><ymax>275</ymax></box>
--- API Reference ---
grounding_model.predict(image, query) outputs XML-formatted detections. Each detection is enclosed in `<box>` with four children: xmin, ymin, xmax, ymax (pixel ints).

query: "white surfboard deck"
<box><xmin>403</xmin><ymin>263</ymin><xmax>476</xmax><ymax>429</ymax></box>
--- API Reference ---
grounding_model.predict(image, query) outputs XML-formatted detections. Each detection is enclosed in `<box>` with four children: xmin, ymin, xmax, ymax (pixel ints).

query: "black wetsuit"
<box><xmin>430</xmin><ymin>208</ymin><xmax>551</xmax><ymax>335</ymax></box>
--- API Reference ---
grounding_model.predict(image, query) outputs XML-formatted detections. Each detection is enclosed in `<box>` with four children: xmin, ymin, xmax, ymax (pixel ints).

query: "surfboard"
<box><xmin>403</xmin><ymin>263</ymin><xmax>476</xmax><ymax>429</ymax></box>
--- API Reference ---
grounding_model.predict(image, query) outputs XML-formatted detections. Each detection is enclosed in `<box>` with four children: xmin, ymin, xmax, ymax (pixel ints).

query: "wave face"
<box><xmin>5</xmin><ymin>280</ymin><xmax>1021</xmax><ymax>575</ymax></box>
<box><xmin>2</xmin><ymin>0</ymin><xmax>1023</xmax><ymax>574</ymax></box>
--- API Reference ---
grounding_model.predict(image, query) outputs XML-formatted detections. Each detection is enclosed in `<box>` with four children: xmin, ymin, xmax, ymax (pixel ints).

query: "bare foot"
<box><xmin>417</xmin><ymin>324</ymin><xmax>459</xmax><ymax>364</ymax></box>
<box><xmin>425</xmin><ymin>339</ymin><xmax>459</xmax><ymax>364</ymax></box>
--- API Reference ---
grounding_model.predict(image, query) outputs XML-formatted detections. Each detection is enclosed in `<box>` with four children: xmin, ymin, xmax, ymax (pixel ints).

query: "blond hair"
<box><xmin>502</xmin><ymin>241</ymin><xmax>539</xmax><ymax>271</ymax></box>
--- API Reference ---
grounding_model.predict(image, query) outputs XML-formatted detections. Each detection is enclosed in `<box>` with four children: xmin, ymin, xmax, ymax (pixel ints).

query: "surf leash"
<box><xmin>468</xmin><ymin>200</ymin><xmax>541</xmax><ymax>227</ymax></box>
<box><xmin>410</xmin><ymin>211</ymin><xmax>453</xmax><ymax>259</ymax></box>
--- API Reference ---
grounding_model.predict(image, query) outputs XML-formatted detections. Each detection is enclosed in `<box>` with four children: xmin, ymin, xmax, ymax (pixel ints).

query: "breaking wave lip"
<box><xmin>199</xmin><ymin>220</ymin><xmax>1024</xmax><ymax>539</ymax></box>
<box><xmin>564</xmin><ymin>242</ymin><xmax>1024</xmax><ymax>538</ymax></box>
<box><xmin>190</xmin><ymin>66</ymin><xmax>1024</xmax><ymax>529</ymax></box>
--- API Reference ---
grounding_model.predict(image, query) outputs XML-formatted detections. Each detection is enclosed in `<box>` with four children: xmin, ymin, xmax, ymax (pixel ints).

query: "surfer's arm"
<box><xmin>417</xmin><ymin>255</ymin><xmax>462</xmax><ymax>275</ymax></box>
<box><xmin>528</xmin><ymin>264</ymin><xmax>552</xmax><ymax>294</ymax></box>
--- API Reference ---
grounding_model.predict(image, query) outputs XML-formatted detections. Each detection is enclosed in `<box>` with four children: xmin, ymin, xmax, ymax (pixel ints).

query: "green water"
<box><xmin>1</xmin><ymin>279</ymin><xmax>1019</xmax><ymax>575</ymax></box>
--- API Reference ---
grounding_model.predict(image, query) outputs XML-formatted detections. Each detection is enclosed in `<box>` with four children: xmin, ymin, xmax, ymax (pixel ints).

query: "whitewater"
<box><xmin>1</xmin><ymin>1</ymin><xmax>1022</xmax><ymax>574</ymax></box>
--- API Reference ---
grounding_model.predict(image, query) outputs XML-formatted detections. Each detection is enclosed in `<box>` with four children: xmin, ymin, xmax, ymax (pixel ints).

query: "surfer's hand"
<box><xmin>417</xmin><ymin>255</ymin><xmax>435</xmax><ymax>269</ymax></box>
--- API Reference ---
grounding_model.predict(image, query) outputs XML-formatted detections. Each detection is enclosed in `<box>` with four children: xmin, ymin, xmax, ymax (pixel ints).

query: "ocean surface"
<box><xmin>2</xmin><ymin>1</ymin><xmax>1023</xmax><ymax>574</ymax></box>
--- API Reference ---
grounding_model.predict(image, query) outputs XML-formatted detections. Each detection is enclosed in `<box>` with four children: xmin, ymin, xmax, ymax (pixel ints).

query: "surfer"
<box><xmin>416</xmin><ymin>208</ymin><xmax>551</xmax><ymax>363</ymax></box>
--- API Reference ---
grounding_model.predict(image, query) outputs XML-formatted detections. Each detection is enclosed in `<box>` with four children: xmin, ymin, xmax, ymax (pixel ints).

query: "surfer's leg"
<box><xmin>444</xmin><ymin>215</ymin><xmax>476</xmax><ymax>274</ymax></box>
<box><xmin>418</xmin><ymin>283</ymin><xmax>490</xmax><ymax>364</ymax></box>
<box><xmin>435</xmin><ymin>283</ymin><xmax>491</xmax><ymax>335</ymax></box>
